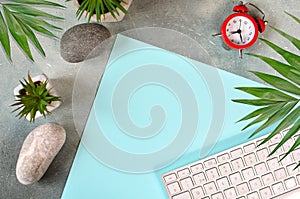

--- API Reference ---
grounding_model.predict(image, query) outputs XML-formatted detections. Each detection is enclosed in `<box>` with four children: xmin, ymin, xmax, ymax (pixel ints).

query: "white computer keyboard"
<box><xmin>162</xmin><ymin>128</ymin><xmax>300</xmax><ymax>199</ymax></box>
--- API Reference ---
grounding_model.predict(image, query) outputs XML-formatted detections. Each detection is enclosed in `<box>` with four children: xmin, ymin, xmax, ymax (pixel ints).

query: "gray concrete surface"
<box><xmin>1</xmin><ymin>0</ymin><xmax>300</xmax><ymax>198</ymax></box>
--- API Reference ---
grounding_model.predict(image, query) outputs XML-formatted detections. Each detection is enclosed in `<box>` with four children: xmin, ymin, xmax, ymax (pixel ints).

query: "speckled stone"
<box><xmin>16</xmin><ymin>123</ymin><xmax>66</xmax><ymax>185</ymax></box>
<box><xmin>60</xmin><ymin>23</ymin><xmax>111</xmax><ymax>63</ymax></box>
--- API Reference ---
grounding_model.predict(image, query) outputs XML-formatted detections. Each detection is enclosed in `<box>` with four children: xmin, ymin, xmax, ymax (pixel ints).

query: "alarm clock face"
<box><xmin>221</xmin><ymin>13</ymin><xmax>259</xmax><ymax>49</ymax></box>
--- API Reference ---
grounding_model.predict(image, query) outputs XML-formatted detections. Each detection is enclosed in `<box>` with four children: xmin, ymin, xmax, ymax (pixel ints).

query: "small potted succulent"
<box><xmin>70</xmin><ymin>0</ymin><xmax>133</xmax><ymax>22</ymax></box>
<box><xmin>233</xmin><ymin>12</ymin><xmax>300</xmax><ymax>166</ymax></box>
<box><xmin>11</xmin><ymin>73</ymin><xmax>62</xmax><ymax>122</ymax></box>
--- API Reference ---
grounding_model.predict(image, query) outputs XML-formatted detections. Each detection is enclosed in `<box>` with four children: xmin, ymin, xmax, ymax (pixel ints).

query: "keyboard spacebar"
<box><xmin>172</xmin><ymin>192</ymin><xmax>191</xmax><ymax>199</ymax></box>
<box><xmin>272</xmin><ymin>188</ymin><xmax>300</xmax><ymax>199</ymax></box>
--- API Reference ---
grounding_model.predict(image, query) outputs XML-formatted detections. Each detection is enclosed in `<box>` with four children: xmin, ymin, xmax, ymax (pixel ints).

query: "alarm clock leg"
<box><xmin>212</xmin><ymin>33</ymin><xmax>222</xmax><ymax>37</ymax></box>
<box><xmin>239</xmin><ymin>49</ymin><xmax>243</xmax><ymax>59</ymax></box>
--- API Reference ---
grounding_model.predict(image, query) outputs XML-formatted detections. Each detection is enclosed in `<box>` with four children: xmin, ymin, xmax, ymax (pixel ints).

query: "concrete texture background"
<box><xmin>0</xmin><ymin>0</ymin><xmax>299</xmax><ymax>198</ymax></box>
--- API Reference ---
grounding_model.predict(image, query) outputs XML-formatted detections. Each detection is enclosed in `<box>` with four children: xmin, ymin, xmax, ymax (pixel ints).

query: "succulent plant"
<box><xmin>11</xmin><ymin>73</ymin><xmax>61</xmax><ymax>122</ymax></box>
<box><xmin>233</xmin><ymin>12</ymin><xmax>300</xmax><ymax>167</ymax></box>
<box><xmin>70</xmin><ymin>0</ymin><xmax>128</xmax><ymax>22</ymax></box>
<box><xmin>0</xmin><ymin>0</ymin><xmax>65</xmax><ymax>62</ymax></box>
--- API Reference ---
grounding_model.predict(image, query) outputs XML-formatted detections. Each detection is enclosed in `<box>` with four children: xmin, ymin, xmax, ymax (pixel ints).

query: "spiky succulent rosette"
<box><xmin>11</xmin><ymin>73</ymin><xmax>61</xmax><ymax>122</ymax></box>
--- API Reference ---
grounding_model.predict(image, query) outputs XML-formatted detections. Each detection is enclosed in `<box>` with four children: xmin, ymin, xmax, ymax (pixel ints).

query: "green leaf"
<box><xmin>246</xmin><ymin>53</ymin><xmax>300</xmax><ymax>85</ymax></box>
<box><xmin>241</xmin><ymin>103</ymin><xmax>286</xmax><ymax>131</ymax></box>
<box><xmin>232</xmin><ymin>99</ymin><xmax>281</xmax><ymax>106</ymax></box>
<box><xmin>249</xmin><ymin>101</ymin><xmax>298</xmax><ymax>138</ymax></box>
<box><xmin>3</xmin><ymin>4</ymin><xmax>64</xmax><ymax>20</ymax></box>
<box><xmin>3</xmin><ymin>6</ymin><xmax>34</xmax><ymax>61</ymax></box>
<box><xmin>270</xmin><ymin>25</ymin><xmax>300</xmax><ymax>51</ymax></box>
<box><xmin>6</xmin><ymin>0</ymin><xmax>65</xmax><ymax>8</ymax></box>
<box><xmin>269</xmin><ymin>117</ymin><xmax>300</xmax><ymax>158</ymax></box>
<box><xmin>236</xmin><ymin>103</ymin><xmax>285</xmax><ymax>122</ymax></box>
<box><xmin>235</xmin><ymin>87</ymin><xmax>297</xmax><ymax>102</ymax></box>
<box><xmin>13</xmin><ymin>13</ymin><xmax>62</xmax><ymax>31</ymax></box>
<box><xmin>251</xmin><ymin>71</ymin><xmax>300</xmax><ymax>96</ymax></box>
<box><xmin>0</xmin><ymin>12</ymin><xmax>11</xmax><ymax>61</ymax></box>
<box><xmin>15</xmin><ymin>16</ymin><xmax>45</xmax><ymax>56</ymax></box>
<box><xmin>285</xmin><ymin>11</ymin><xmax>300</xmax><ymax>24</ymax></box>
<box><xmin>259</xmin><ymin>38</ymin><xmax>300</xmax><ymax>70</ymax></box>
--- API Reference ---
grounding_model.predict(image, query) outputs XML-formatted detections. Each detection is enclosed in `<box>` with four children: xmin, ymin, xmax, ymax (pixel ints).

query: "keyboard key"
<box><xmin>280</xmin><ymin>153</ymin><xmax>294</xmax><ymax>166</ymax></box>
<box><xmin>267</xmin><ymin>157</ymin><xmax>281</xmax><ymax>170</ymax></box>
<box><xmin>178</xmin><ymin>168</ymin><xmax>190</xmax><ymax>178</ymax></box>
<box><xmin>287</xmin><ymin>163</ymin><xmax>298</xmax><ymax>175</ymax></box>
<box><xmin>164</xmin><ymin>173</ymin><xmax>177</xmax><ymax>183</ymax></box>
<box><xmin>285</xmin><ymin>177</ymin><xmax>297</xmax><ymax>190</ymax></box>
<box><xmin>292</xmin><ymin>148</ymin><xmax>300</xmax><ymax>161</ymax></box>
<box><xmin>172</xmin><ymin>192</ymin><xmax>191</xmax><ymax>199</ymax></box>
<box><xmin>249</xmin><ymin>177</ymin><xmax>262</xmax><ymax>190</ymax></box>
<box><xmin>254</xmin><ymin>162</ymin><xmax>267</xmax><ymax>175</ymax></box>
<box><xmin>193</xmin><ymin>172</ymin><xmax>206</xmax><ymax>185</ymax></box>
<box><xmin>256</xmin><ymin>148</ymin><xmax>269</xmax><ymax>161</ymax></box>
<box><xmin>297</xmin><ymin>174</ymin><xmax>300</xmax><ymax>184</ymax></box>
<box><xmin>190</xmin><ymin>163</ymin><xmax>203</xmax><ymax>174</ymax></box>
<box><xmin>269</xmin><ymin>143</ymin><xmax>283</xmax><ymax>155</ymax></box>
<box><xmin>216</xmin><ymin>177</ymin><xmax>230</xmax><ymax>189</ymax></box>
<box><xmin>211</xmin><ymin>192</ymin><xmax>224</xmax><ymax>199</ymax></box>
<box><xmin>231</xmin><ymin>158</ymin><xmax>244</xmax><ymax>171</ymax></box>
<box><xmin>231</xmin><ymin>148</ymin><xmax>243</xmax><ymax>158</ymax></box>
<box><xmin>244</xmin><ymin>143</ymin><xmax>256</xmax><ymax>153</ymax></box>
<box><xmin>272</xmin><ymin>182</ymin><xmax>285</xmax><ymax>195</ymax></box>
<box><xmin>224</xmin><ymin>187</ymin><xmax>237</xmax><ymax>198</ymax></box>
<box><xmin>206</xmin><ymin>167</ymin><xmax>219</xmax><ymax>181</ymax></box>
<box><xmin>237</xmin><ymin>182</ymin><xmax>249</xmax><ymax>195</ymax></box>
<box><xmin>167</xmin><ymin>182</ymin><xmax>181</xmax><ymax>195</ymax></box>
<box><xmin>283</xmin><ymin>139</ymin><xmax>294</xmax><ymax>151</ymax></box>
<box><xmin>262</xmin><ymin>173</ymin><xmax>275</xmax><ymax>186</ymax></box>
<box><xmin>203</xmin><ymin>181</ymin><xmax>217</xmax><ymax>195</ymax></box>
<box><xmin>191</xmin><ymin>186</ymin><xmax>205</xmax><ymax>199</ymax></box>
<box><xmin>274</xmin><ymin>168</ymin><xmax>287</xmax><ymax>181</ymax></box>
<box><xmin>244</xmin><ymin>153</ymin><xmax>257</xmax><ymax>165</ymax></box>
<box><xmin>247</xmin><ymin>191</ymin><xmax>259</xmax><ymax>199</ymax></box>
<box><xmin>219</xmin><ymin>163</ymin><xmax>232</xmax><ymax>176</ymax></box>
<box><xmin>270</xmin><ymin>133</ymin><xmax>282</xmax><ymax>144</ymax></box>
<box><xmin>259</xmin><ymin>187</ymin><xmax>272</xmax><ymax>197</ymax></box>
<box><xmin>204</xmin><ymin>158</ymin><xmax>217</xmax><ymax>168</ymax></box>
<box><xmin>180</xmin><ymin>177</ymin><xmax>193</xmax><ymax>191</ymax></box>
<box><xmin>217</xmin><ymin>153</ymin><xmax>230</xmax><ymax>163</ymax></box>
<box><xmin>242</xmin><ymin>167</ymin><xmax>255</xmax><ymax>180</ymax></box>
<box><xmin>229</xmin><ymin>172</ymin><xmax>243</xmax><ymax>185</ymax></box>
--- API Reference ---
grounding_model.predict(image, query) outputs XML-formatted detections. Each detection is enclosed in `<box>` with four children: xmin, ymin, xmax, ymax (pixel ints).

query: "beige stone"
<box><xmin>16</xmin><ymin>123</ymin><xmax>66</xmax><ymax>185</ymax></box>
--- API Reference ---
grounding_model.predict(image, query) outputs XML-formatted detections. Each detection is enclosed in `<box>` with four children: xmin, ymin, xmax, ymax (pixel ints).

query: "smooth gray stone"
<box><xmin>16</xmin><ymin>123</ymin><xmax>66</xmax><ymax>185</ymax></box>
<box><xmin>60</xmin><ymin>23</ymin><xmax>111</xmax><ymax>63</ymax></box>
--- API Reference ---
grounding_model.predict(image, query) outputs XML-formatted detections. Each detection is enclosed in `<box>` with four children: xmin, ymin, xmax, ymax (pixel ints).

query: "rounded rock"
<box><xmin>60</xmin><ymin>23</ymin><xmax>111</xmax><ymax>63</ymax></box>
<box><xmin>16</xmin><ymin>123</ymin><xmax>66</xmax><ymax>185</ymax></box>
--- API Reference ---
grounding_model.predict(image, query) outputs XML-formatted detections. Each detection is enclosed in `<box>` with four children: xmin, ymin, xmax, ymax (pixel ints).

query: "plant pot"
<box><xmin>13</xmin><ymin>74</ymin><xmax>61</xmax><ymax>121</ymax></box>
<box><xmin>73</xmin><ymin>0</ymin><xmax>133</xmax><ymax>22</ymax></box>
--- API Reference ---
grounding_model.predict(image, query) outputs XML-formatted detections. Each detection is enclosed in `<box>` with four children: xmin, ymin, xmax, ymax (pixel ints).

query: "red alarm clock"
<box><xmin>214</xmin><ymin>1</ymin><xmax>267</xmax><ymax>58</ymax></box>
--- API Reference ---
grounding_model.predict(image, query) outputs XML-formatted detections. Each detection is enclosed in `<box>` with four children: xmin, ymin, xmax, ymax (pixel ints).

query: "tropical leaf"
<box><xmin>234</xmin><ymin>12</ymin><xmax>300</xmax><ymax>166</ymax></box>
<box><xmin>270</xmin><ymin>26</ymin><xmax>300</xmax><ymax>51</ymax></box>
<box><xmin>3</xmin><ymin>6</ymin><xmax>34</xmax><ymax>61</ymax></box>
<box><xmin>251</xmin><ymin>71</ymin><xmax>300</xmax><ymax>96</ymax></box>
<box><xmin>259</xmin><ymin>38</ymin><xmax>300</xmax><ymax>70</ymax></box>
<box><xmin>0</xmin><ymin>0</ymin><xmax>64</xmax><ymax>62</ymax></box>
<box><xmin>0</xmin><ymin>12</ymin><xmax>11</xmax><ymax>60</ymax></box>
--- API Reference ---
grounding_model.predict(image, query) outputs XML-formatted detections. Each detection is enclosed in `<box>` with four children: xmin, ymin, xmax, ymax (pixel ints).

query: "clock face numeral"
<box><xmin>225</xmin><ymin>16</ymin><xmax>256</xmax><ymax>46</ymax></box>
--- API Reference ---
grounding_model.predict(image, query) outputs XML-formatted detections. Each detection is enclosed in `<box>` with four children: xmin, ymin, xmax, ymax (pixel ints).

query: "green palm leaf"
<box><xmin>0</xmin><ymin>12</ymin><xmax>10</xmax><ymax>60</ymax></box>
<box><xmin>234</xmin><ymin>12</ymin><xmax>300</xmax><ymax>166</ymax></box>
<box><xmin>0</xmin><ymin>0</ymin><xmax>64</xmax><ymax>62</ymax></box>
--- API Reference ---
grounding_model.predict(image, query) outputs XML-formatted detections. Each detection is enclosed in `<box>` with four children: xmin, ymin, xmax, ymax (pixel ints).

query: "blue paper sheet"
<box><xmin>62</xmin><ymin>35</ymin><xmax>270</xmax><ymax>199</ymax></box>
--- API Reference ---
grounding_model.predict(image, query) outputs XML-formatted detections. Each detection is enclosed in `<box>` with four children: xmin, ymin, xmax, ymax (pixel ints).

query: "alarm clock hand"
<box><xmin>239</xmin><ymin>33</ymin><xmax>243</xmax><ymax>43</ymax></box>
